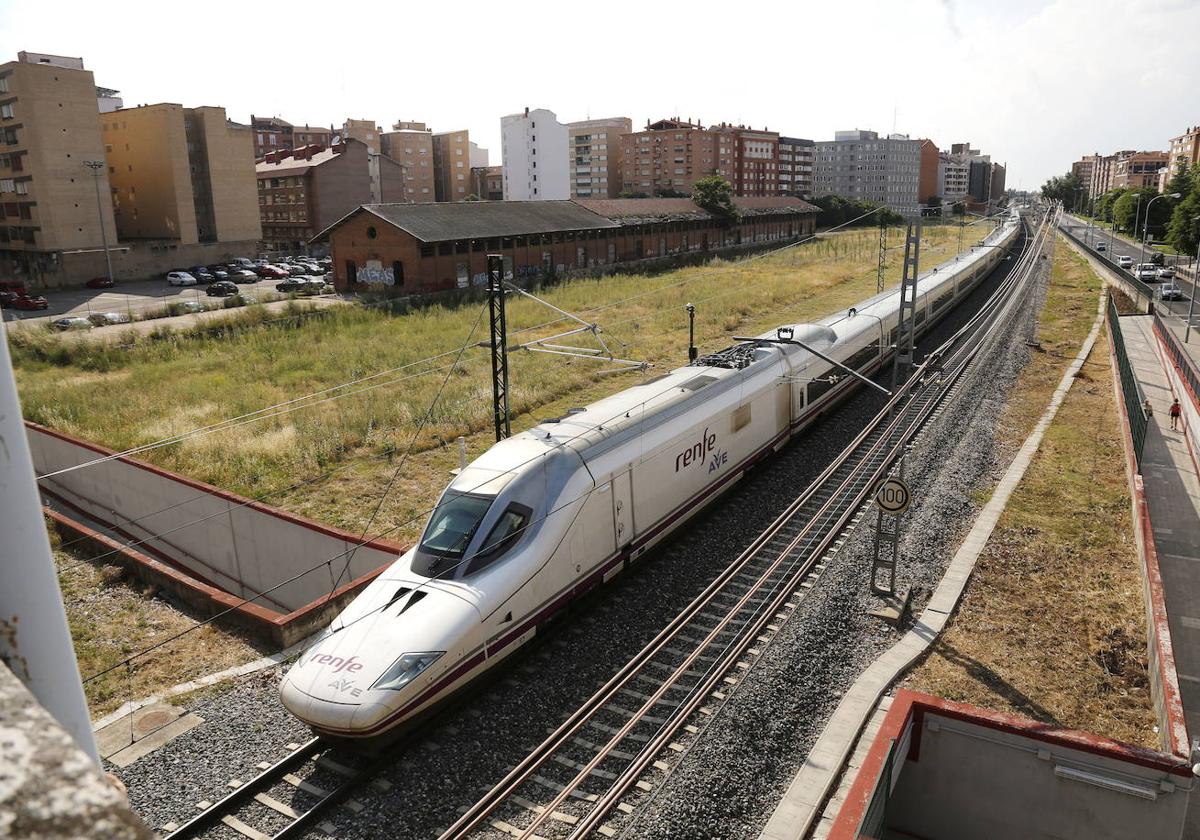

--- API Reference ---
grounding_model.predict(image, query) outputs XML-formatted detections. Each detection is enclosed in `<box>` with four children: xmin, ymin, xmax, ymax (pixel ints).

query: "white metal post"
<box><xmin>0</xmin><ymin>333</ymin><xmax>99</xmax><ymax>763</ymax></box>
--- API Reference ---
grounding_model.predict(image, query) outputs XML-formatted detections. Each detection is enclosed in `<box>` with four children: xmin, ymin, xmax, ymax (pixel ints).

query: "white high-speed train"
<box><xmin>281</xmin><ymin>211</ymin><xmax>1022</xmax><ymax>738</ymax></box>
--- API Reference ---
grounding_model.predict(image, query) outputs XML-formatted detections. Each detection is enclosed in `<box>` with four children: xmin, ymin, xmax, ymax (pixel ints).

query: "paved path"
<box><xmin>1123</xmin><ymin>316</ymin><xmax>1200</xmax><ymax>743</ymax></box>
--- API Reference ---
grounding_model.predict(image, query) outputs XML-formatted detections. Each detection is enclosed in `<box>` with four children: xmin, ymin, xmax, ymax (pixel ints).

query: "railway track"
<box><xmin>162</xmin><ymin>211</ymin><xmax>1051</xmax><ymax>840</ymax></box>
<box><xmin>439</xmin><ymin>210</ymin><xmax>1053</xmax><ymax>840</ymax></box>
<box><xmin>161</xmin><ymin>736</ymin><xmax>385</xmax><ymax>840</ymax></box>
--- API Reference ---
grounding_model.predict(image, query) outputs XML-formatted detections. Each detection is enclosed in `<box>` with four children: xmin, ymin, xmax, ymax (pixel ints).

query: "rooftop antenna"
<box><xmin>892</xmin><ymin>105</ymin><xmax>898</xmax><ymax>135</ymax></box>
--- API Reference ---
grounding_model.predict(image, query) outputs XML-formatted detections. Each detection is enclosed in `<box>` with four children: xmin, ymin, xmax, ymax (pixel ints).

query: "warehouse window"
<box><xmin>345</xmin><ymin>260</ymin><xmax>357</xmax><ymax>284</ymax></box>
<box><xmin>393</xmin><ymin>261</ymin><xmax>404</xmax><ymax>287</ymax></box>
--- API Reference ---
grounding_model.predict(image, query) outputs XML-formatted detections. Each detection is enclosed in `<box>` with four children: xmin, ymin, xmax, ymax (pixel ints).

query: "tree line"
<box><xmin>1042</xmin><ymin>162</ymin><xmax>1200</xmax><ymax>257</ymax></box>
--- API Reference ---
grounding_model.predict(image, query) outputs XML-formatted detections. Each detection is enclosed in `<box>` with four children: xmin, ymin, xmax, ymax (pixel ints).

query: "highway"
<box><xmin>1060</xmin><ymin>215</ymin><xmax>1200</xmax><ymax>325</ymax></box>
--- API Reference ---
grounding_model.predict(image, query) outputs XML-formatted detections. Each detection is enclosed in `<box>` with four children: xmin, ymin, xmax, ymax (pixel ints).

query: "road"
<box><xmin>1060</xmin><ymin>215</ymin><xmax>1200</xmax><ymax>325</ymax></box>
<box><xmin>0</xmin><ymin>274</ymin><xmax>309</xmax><ymax>327</ymax></box>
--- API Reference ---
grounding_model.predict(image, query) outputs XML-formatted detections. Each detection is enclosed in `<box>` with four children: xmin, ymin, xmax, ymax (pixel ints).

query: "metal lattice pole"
<box><xmin>487</xmin><ymin>254</ymin><xmax>510</xmax><ymax>441</ymax></box>
<box><xmin>876</xmin><ymin>217</ymin><xmax>887</xmax><ymax>294</ymax></box>
<box><xmin>890</xmin><ymin>220</ymin><xmax>921</xmax><ymax>393</ymax></box>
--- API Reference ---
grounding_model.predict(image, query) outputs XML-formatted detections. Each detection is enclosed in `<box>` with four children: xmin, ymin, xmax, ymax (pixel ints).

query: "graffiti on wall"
<box><xmin>359</xmin><ymin>259</ymin><xmax>395</xmax><ymax>287</ymax></box>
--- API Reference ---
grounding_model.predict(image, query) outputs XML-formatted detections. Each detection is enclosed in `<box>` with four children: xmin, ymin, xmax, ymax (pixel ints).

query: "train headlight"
<box><xmin>371</xmin><ymin>651</ymin><xmax>444</xmax><ymax>692</ymax></box>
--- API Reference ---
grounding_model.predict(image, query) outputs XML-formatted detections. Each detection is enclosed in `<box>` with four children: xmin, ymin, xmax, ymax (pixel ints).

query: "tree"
<box><xmin>464</xmin><ymin>194</ymin><xmax>481</xmax><ymax>202</ymax></box>
<box><xmin>1166</xmin><ymin>165</ymin><xmax>1200</xmax><ymax>256</ymax></box>
<box><xmin>655</xmin><ymin>188</ymin><xmax>689</xmax><ymax>198</ymax></box>
<box><xmin>691</xmin><ymin>175</ymin><xmax>740</xmax><ymax>225</ymax></box>
<box><xmin>1040</xmin><ymin>171</ymin><xmax>1085</xmax><ymax>206</ymax></box>
<box><xmin>1095</xmin><ymin>188</ymin><xmax>1129</xmax><ymax>223</ymax></box>
<box><xmin>810</xmin><ymin>195</ymin><xmax>903</xmax><ymax>228</ymax></box>
<box><xmin>925</xmin><ymin>195</ymin><xmax>942</xmax><ymax>208</ymax></box>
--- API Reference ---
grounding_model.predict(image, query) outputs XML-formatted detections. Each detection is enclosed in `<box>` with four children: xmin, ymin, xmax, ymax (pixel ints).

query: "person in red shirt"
<box><xmin>1170</xmin><ymin>398</ymin><xmax>1182</xmax><ymax>431</ymax></box>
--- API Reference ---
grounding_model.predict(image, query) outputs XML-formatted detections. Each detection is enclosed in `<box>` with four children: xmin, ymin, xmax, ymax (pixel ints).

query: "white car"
<box><xmin>1160</xmin><ymin>281</ymin><xmax>1184</xmax><ymax>301</ymax></box>
<box><xmin>52</xmin><ymin>316</ymin><xmax>93</xmax><ymax>331</ymax></box>
<box><xmin>1158</xmin><ymin>266</ymin><xmax>1176</xmax><ymax>280</ymax></box>
<box><xmin>1117</xmin><ymin>255</ymin><xmax>1134</xmax><ymax>268</ymax></box>
<box><xmin>166</xmin><ymin>271</ymin><xmax>197</xmax><ymax>286</ymax></box>
<box><xmin>1135</xmin><ymin>264</ymin><xmax>1158</xmax><ymax>281</ymax></box>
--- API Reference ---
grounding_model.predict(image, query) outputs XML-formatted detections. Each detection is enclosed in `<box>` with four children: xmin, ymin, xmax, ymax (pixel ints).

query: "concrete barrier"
<box><xmin>28</xmin><ymin>422</ymin><xmax>406</xmax><ymax>646</ymax></box>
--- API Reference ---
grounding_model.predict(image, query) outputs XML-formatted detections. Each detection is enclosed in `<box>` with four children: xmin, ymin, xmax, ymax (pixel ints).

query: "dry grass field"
<box><xmin>14</xmin><ymin>221</ymin><xmax>981</xmax><ymax>544</ymax></box>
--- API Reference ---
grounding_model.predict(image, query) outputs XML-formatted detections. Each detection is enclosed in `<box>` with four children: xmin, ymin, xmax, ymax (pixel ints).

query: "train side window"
<box><xmin>466</xmin><ymin>503</ymin><xmax>532</xmax><ymax>575</ymax></box>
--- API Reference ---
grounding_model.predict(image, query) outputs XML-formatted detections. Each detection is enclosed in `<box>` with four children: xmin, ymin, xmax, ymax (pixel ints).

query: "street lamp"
<box><xmin>82</xmin><ymin>161</ymin><xmax>114</xmax><ymax>285</ymax></box>
<box><xmin>1140</xmin><ymin>192</ymin><xmax>1181</xmax><ymax>269</ymax></box>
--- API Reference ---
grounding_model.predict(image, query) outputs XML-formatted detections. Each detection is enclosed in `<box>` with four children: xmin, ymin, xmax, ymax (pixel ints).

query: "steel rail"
<box><xmin>443</xmin><ymin>212</ymin><xmax>1048</xmax><ymax>839</ymax></box>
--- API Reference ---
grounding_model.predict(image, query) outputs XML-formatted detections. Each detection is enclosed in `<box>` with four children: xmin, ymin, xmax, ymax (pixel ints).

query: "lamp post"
<box><xmin>82</xmin><ymin>160</ymin><xmax>113</xmax><ymax>285</ymax></box>
<box><xmin>1140</xmin><ymin>192</ymin><xmax>1181</xmax><ymax>269</ymax></box>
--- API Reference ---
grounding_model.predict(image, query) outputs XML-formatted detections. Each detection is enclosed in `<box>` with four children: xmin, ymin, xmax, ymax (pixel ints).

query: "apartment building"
<box><xmin>0</xmin><ymin>53</ymin><xmax>120</xmax><ymax>286</ymax></box>
<box><xmin>989</xmin><ymin>162</ymin><xmax>1006</xmax><ymax>200</ymax></box>
<box><xmin>778</xmin><ymin>136</ymin><xmax>814</xmax><ymax>198</ymax></box>
<box><xmin>250</xmin><ymin>116</ymin><xmax>334</xmax><ymax>159</ymax></box>
<box><xmin>566</xmin><ymin>117</ymin><xmax>631</xmax><ymax>199</ymax></box>
<box><xmin>917</xmin><ymin>139</ymin><xmax>939</xmax><ymax>204</ymax></box>
<box><xmin>1109</xmin><ymin>150</ymin><xmax>1168</xmax><ymax>190</ymax></box>
<box><xmin>471</xmin><ymin>165</ymin><xmax>503</xmax><ymax>200</ymax></box>
<box><xmin>501</xmin><ymin>107</ymin><xmax>569</xmax><ymax>200</ymax></box>
<box><xmin>380</xmin><ymin>121</ymin><xmax>435</xmax><ymax>202</ymax></box>
<box><xmin>257</xmin><ymin>137</ymin><xmax>404</xmax><ymax>252</ymax></box>
<box><xmin>708</xmin><ymin>123</ymin><xmax>780</xmax><ymax>197</ymax></box>
<box><xmin>100</xmin><ymin>103</ymin><xmax>260</xmax><ymax>246</ymax></box>
<box><xmin>469</xmin><ymin>142</ymin><xmax>489</xmax><ymax>169</ymax></box>
<box><xmin>1071</xmin><ymin>153</ymin><xmax>1099</xmax><ymax>193</ymax></box>
<box><xmin>1162</xmin><ymin>126</ymin><xmax>1200</xmax><ymax>190</ymax></box>
<box><xmin>938</xmin><ymin>154</ymin><xmax>969</xmax><ymax>201</ymax></box>
<box><xmin>342</xmin><ymin>118</ymin><xmax>381</xmax><ymax>153</ymax></box>
<box><xmin>812</xmin><ymin>130</ymin><xmax>921</xmax><ymax>215</ymax></box>
<box><xmin>432</xmin><ymin>129</ymin><xmax>472</xmax><ymax>202</ymax></box>
<box><xmin>620</xmin><ymin>118</ymin><xmax>731</xmax><ymax>197</ymax></box>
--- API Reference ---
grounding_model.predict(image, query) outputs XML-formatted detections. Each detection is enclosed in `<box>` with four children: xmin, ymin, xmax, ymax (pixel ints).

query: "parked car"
<box><xmin>166</xmin><ymin>271</ymin><xmax>198</xmax><ymax>286</ymax></box>
<box><xmin>11</xmin><ymin>294</ymin><xmax>49</xmax><ymax>310</ymax></box>
<box><xmin>85</xmin><ymin>276</ymin><xmax>115</xmax><ymax>289</ymax></box>
<box><xmin>191</xmin><ymin>266</ymin><xmax>216</xmax><ymax>284</ymax></box>
<box><xmin>1094</xmin><ymin>242</ymin><xmax>1106</xmax><ymax>252</ymax></box>
<box><xmin>206</xmin><ymin>281</ymin><xmax>240</xmax><ymax>297</ymax></box>
<box><xmin>1159</xmin><ymin>281</ymin><xmax>1184</xmax><ymax>301</ymax></box>
<box><xmin>1149</xmin><ymin>252</ymin><xmax>1165</xmax><ymax>266</ymax></box>
<box><xmin>52</xmin><ymin>316</ymin><xmax>93</xmax><ymax>331</ymax></box>
<box><xmin>208</xmin><ymin>266</ymin><xmax>230</xmax><ymax>281</ymax></box>
<box><xmin>254</xmin><ymin>264</ymin><xmax>287</xmax><ymax>278</ymax></box>
<box><xmin>86</xmin><ymin>312</ymin><xmax>131</xmax><ymax>326</ymax></box>
<box><xmin>275</xmin><ymin>277</ymin><xmax>309</xmax><ymax>293</ymax></box>
<box><xmin>1117</xmin><ymin>255</ymin><xmax>1134</xmax><ymax>268</ymax></box>
<box><xmin>0</xmin><ymin>280</ymin><xmax>27</xmax><ymax>296</ymax></box>
<box><xmin>230</xmin><ymin>269</ymin><xmax>259</xmax><ymax>284</ymax></box>
<box><xmin>1135</xmin><ymin>264</ymin><xmax>1159</xmax><ymax>281</ymax></box>
<box><xmin>0</xmin><ymin>291</ymin><xmax>17</xmax><ymax>308</ymax></box>
<box><xmin>1157</xmin><ymin>266</ymin><xmax>1176</xmax><ymax>280</ymax></box>
<box><xmin>232</xmin><ymin>257</ymin><xmax>256</xmax><ymax>269</ymax></box>
<box><xmin>176</xmin><ymin>301</ymin><xmax>205</xmax><ymax>314</ymax></box>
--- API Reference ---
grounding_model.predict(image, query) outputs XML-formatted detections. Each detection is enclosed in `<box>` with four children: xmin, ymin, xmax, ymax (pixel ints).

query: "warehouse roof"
<box><xmin>312</xmin><ymin>196</ymin><xmax>817</xmax><ymax>244</ymax></box>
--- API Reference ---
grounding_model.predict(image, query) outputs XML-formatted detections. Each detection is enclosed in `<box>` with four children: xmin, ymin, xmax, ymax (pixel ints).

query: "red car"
<box><xmin>85</xmin><ymin>276</ymin><xmax>115</xmax><ymax>289</ymax></box>
<box><xmin>255</xmin><ymin>265</ymin><xmax>287</xmax><ymax>278</ymax></box>
<box><xmin>11</xmin><ymin>294</ymin><xmax>49</xmax><ymax>310</ymax></box>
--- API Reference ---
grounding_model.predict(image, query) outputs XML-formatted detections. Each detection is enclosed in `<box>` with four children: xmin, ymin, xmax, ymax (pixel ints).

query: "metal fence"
<box><xmin>1059</xmin><ymin>222</ymin><xmax>1156</xmax><ymax>310</ymax></box>
<box><xmin>1109</xmin><ymin>295</ymin><xmax>1150</xmax><ymax>469</ymax></box>
<box><xmin>1154</xmin><ymin>312</ymin><xmax>1200</xmax><ymax>417</ymax></box>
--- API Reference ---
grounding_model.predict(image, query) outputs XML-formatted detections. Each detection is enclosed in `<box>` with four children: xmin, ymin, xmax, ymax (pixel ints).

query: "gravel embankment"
<box><xmin>113</xmin><ymin>234</ymin><xmax>1037</xmax><ymax>839</ymax></box>
<box><xmin>618</xmin><ymin>240</ymin><xmax>1051</xmax><ymax>839</ymax></box>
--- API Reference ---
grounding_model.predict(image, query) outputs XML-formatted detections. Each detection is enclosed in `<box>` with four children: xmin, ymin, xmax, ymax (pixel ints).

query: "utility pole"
<box><xmin>891</xmin><ymin>220</ymin><xmax>921</xmax><ymax>392</ymax></box>
<box><xmin>0</xmin><ymin>329</ymin><xmax>100</xmax><ymax>764</ymax></box>
<box><xmin>83</xmin><ymin>160</ymin><xmax>114</xmax><ymax>285</ymax></box>
<box><xmin>876</xmin><ymin>216</ymin><xmax>887</xmax><ymax>294</ymax></box>
<box><xmin>487</xmin><ymin>254</ymin><xmax>510</xmax><ymax>441</ymax></box>
<box><xmin>686</xmin><ymin>303</ymin><xmax>697</xmax><ymax>362</ymax></box>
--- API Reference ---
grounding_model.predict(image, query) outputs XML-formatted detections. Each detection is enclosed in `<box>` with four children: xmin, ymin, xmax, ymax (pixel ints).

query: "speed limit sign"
<box><xmin>874</xmin><ymin>477</ymin><xmax>912</xmax><ymax>515</ymax></box>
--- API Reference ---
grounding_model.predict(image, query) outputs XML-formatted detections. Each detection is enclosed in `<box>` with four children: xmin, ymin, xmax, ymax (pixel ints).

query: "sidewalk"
<box><xmin>1121</xmin><ymin>316</ymin><xmax>1200</xmax><ymax>745</ymax></box>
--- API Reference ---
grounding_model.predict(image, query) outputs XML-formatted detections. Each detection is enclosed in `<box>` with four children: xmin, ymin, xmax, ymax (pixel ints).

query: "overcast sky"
<box><xmin>2</xmin><ymin>0</ymin><xmax>1197</xmax><ymax>190</ymax></box>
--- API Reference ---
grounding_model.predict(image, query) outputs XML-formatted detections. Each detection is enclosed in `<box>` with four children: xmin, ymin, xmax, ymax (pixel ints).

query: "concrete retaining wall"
<box><xmin>28</xmin><ymin>422</ymin><xmax>404</xmax><ymax>643</ymax></box>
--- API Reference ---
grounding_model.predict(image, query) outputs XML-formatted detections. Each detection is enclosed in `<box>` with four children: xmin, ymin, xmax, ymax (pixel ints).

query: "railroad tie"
<box><xmin>511</xmin><ymin>794</ymin><xmax>580</xmax><ymax>825</ymax></box>
<box><xmin>221</xmin><ymin>815</ymin><xmax>270</xmax><ymax>840</ymax></box>
<box><xmin>255</xmin><ymin>793</ymin><xmax>300</xmax><ymax>819</ymax></box>
<box><xmin>490</xmin><ymin>818</ymin><xmax>553</xmax><ymax>840</ymax></box>
<box><xmin>283</xmin><ymin>772</ymin><xmax>330</xmax><ymax>798</ymax></box>
<box><xmin>316</xmin><ymin>755</ymin><xmax>356</xmax><ymax>777</ymax></box>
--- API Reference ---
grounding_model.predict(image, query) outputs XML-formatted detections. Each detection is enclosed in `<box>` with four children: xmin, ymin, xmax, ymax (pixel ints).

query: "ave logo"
<box><xmin>708</xmin><ymin>449</ymin><xmax>728</xmax><ymax>473</ymax></box>
<box><xmin>328</xmin><ymin>677</ymin><xmax>363</xmax><ymax>698</ymax></box>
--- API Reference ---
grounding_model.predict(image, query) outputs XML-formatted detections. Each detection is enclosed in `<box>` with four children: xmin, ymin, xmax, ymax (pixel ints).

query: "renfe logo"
<box><xmin>676</xmin><ymin>428</ymin><xmax>718</xmax><ymax>472</ymax></box>
<box><xmin>314</xmin><ymin>654</ymin><xmax>363</xmax><ymax>674</ymax></box>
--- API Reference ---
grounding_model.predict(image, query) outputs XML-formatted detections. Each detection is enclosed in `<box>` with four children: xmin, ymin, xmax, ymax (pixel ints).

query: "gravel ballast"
<box><xmin>112</xmin><ymin>231</ymin><xmax>1044</xmax><ymax>840</ymax></box>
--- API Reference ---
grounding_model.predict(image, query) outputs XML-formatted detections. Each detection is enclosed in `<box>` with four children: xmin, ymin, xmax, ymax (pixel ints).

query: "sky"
<box><xmin>2</xmin><ymin>0</ymin><xmax>1198</xmax><ymax>190</ymax></box>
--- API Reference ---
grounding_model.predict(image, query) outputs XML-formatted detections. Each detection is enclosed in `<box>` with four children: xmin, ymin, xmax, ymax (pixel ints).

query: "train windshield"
<box><xmin>418</xmin><ymin>492</ymin><xmax>494</xmax><ymax>562</ymax></box>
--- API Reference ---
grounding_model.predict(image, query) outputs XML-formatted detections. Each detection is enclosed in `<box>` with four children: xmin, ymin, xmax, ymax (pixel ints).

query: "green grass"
<box><xmin>13</xmin><ymin>222</ymin><xmax>975</xmax><ymax>541</ymax></box>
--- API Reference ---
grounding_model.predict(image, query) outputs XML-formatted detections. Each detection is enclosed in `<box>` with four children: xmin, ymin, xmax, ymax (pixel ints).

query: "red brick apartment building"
<box><xmin>256</xmin><ymin>138</ymin><xmax>405</xmax><ymax>252</ymax></box>
<box><xmin>315</xmin><ymin>196</ymin><xmax>817</xmax><ymax>294</ymax></box>
<box><xmin>918</xmin><ymin>138</ymin><xmax>939</xmax><ymax>204</ymax></box>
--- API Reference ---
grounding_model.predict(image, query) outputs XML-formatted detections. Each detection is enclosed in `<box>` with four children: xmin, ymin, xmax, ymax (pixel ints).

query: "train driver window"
<box><xmin>412</xmin><ymin>493</ymin><xmax>494</xmax><ymax>577</ymax></box>
<box><xmin>466</xmin><ymin>503</ymin><xmax>532</xmax><ymax>575</ymax></box>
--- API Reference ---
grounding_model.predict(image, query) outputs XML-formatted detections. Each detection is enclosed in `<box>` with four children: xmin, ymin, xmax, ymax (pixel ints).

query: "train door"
<box><xmin>613</xmin><ymin>470</ymin><xmax>634</xmax><ymax>550</ymax></box>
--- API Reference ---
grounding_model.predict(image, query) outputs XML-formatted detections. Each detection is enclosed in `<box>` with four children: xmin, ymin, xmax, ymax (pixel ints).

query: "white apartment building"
<box><xmin>812</xmin><ymin>129</ymin><xmax>921</xmax><ymax>215</ymax></box>
<box><xmin>938</xmin><ymin>155</ymin><xmax>970</xmax><ymax>201</ymax></box>
<box><xmin>469</xmin><ymin>141</ymin><xmax>489</xmax><ymax>169</ymax></box>
<box><xmin>567</xmin><ymin>116</ymin><xmax>631</xmax><ymax>199</ymax></box>
<box><xmin>501</xmin><ymin>107</ymin><xmax>569</xmax><ymax>200</ymax></box>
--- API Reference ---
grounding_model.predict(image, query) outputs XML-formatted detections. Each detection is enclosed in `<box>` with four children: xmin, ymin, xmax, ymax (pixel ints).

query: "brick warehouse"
<box><xmin>315</xmin><ymin>197</ymin><xmax>818</xmax><ymax>294</ymax></box>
